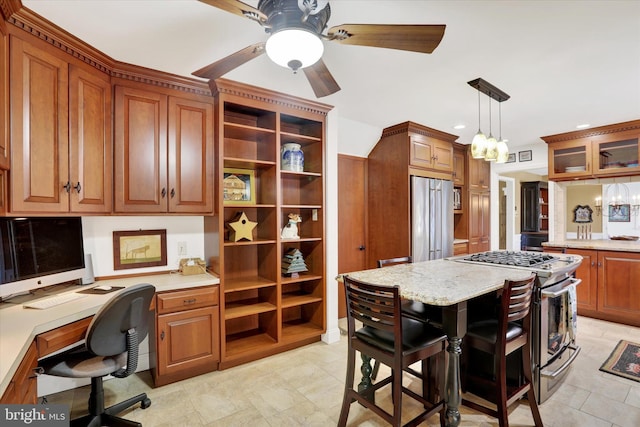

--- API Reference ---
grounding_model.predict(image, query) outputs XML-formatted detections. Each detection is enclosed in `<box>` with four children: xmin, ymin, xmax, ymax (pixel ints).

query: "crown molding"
<box><xmin>541</xmin><ymin>119</ymin><xmax>640</xmax><ymax>144</ymax></box>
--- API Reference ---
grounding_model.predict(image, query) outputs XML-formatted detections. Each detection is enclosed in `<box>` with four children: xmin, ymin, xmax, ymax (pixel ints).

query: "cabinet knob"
<box><xmin>73</xmin><ymin>182</ymin><xmax>81</xmax><ymax>193</ymax></box>
<box><xmin>160</xmin><ymin>330</ymin><xmax>165</xmax><ymax>341</ymax></box>
<box><xmin>358</xmin><ymin>245</ymin><xmax>365</xmax><ymax>251</ymax></box>
<box><xmin>170</xmin><ymin>188</ymin><xmax>175</xmax><ymax>198</ymax></box>
<box><xmin>63</xmin><ymin>181</ymin><xmax>71</xmax><ymax>193</ymax></box>
<box><xmin>591</xmin><ymin>261</ymin><xmax>595</xmax><ymax>267</ymax></box>
<box><xmin>161</xmin><ymin>188</ymin><xmax>166</xmax><ymax>198</ymax></box>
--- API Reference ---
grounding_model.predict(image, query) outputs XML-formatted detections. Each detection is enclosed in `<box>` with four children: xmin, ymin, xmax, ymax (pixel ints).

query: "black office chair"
<box><xmin>39</xmin><ymin>283</ymin><xmax>155</xmax><ymax>427</ymax></box>
<box><xmin>339</xmin><ymin>275</ymin><xmax>446</xmax><ymax>427</ymax></box>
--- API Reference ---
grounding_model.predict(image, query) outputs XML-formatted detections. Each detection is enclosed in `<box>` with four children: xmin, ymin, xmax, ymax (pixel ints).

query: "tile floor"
<box><xmin>45</xmin><ymin>316</ymin><xmax>640</xmax><ymax>426</ymax></box>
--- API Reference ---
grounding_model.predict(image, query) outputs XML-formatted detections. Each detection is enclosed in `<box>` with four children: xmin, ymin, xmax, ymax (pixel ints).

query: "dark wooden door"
<box><xmin>338</xmin><ymin>155</ymin><xmax>367</xmax><ymax>318</ymax></box>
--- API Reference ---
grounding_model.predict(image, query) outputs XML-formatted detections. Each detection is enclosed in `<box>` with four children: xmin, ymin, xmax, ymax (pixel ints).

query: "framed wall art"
<box><xmin>518</xmin><ymin>150</ymin><xmax>532</xmax><ymax>162</ymax></box>
<box><xmin>572</xmin><ymin>205</ymin><xmax>593</xmax><ymax>223</ymax></box>
<box><xmin>113</xmin><ymin>229</ymin><xmax>167</xmax><ymax>270</ymax></box>
<box><xmin>506</xmin><ymin>153</ymin><xmax>516</xmax><ymax>163</ymax></box>
<box><xmin>223</xmin><ymin>168</ymin><xmax>256</xmax><ymax>204</ymax></box>
<box><xmin>608</xmin><ymin>204</ymin><xmax>630</xmax><ymax>222</ymax></box>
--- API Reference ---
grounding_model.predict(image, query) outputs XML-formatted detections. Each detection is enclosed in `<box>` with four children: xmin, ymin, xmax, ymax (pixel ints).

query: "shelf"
<box><xmin>281</xmin><ymin>237</ymin><xmax>322</xmax><ymax>243</ymax></box>
<box><xmin>281</xmin><ymin>321</ymin><xmax>324</xmax><ymax>342</ymax></box>
<box><xmin>224</xmin><ymin>157</ymin><xmax>276</xmax><ymax>170</ymax></box>
<box><xmin>280</xmin><ymin>170</ymin><xmax>322</xmax><ymax>178</ymax></box>
<box><xmin>223</xmin><ymin>203</ymin><xmax>277</xmax><ymax>209</ymax></box>
<box><xmin>281</xmin><ymin>292</ymin><xmax>323</xmax><ymax>308</ymax></box>
<box><xmin>224</xmin><ymin>238</ymin><xmax>277</xmax><ymax>246</ymax></box>
<box><xmin>281</xmin><ymin>205</ymin><xmax>322</xmax><ymax>210</ymax></box>
<box><xmin>224</xmin><ymin>276</ymin><xmax>276</xmax><ymax>293</ymax></box>
<box><xmin>281</xmin><ymin>274</ymin><xmax>322</xmax><ymax>285</ymax></box>
<box><xmin>280</xmin><ymin>131</ymin><xmax>322</xmax><ymax>144</ymax></box>
<box><xmin>225</xmin><ymin>331</ymin><xmax>278</xmax><ymax>357</ymax></box>
<box><xmin>225</xmin><ymin>300</ymin><xmax>277</xmax><ymax>319</ymax></box>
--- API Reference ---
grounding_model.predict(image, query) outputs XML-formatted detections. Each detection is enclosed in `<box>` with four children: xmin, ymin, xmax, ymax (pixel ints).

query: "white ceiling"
<box><xmin>21</xmin><ymin>0</ymin><xmax>640</xmax><ymax>150</ymax></box>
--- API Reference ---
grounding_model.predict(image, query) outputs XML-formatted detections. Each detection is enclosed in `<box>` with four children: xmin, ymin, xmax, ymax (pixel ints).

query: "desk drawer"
<box><xmin>37</xmin><ymin>316</ymin><xmax>92</xmax><ymax>358</ymax></box>
<box><xmin>156</xmin><ymin>286</ymin><xmax>218</xmax><ymax>314</ymax></box>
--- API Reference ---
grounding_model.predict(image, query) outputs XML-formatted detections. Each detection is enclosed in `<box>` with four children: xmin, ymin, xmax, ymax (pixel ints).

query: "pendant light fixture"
<box><xmin>467</xmin><ymin>78</ymin><xmax>510</xmax><ymax>162</ymax></box>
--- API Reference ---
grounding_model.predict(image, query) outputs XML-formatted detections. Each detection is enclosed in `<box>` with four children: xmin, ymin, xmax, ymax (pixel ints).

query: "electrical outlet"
<box><xmin>177</xmin><ymin>241</ymin><xmax>187</xmax><ymax>257</ymax></box>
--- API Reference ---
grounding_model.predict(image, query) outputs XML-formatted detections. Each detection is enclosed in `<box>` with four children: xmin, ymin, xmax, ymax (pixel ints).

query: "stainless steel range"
<box><xmin>452</xmin><ymin>250</ymin><xmax>583</xmax><ymax>403</ymax></box>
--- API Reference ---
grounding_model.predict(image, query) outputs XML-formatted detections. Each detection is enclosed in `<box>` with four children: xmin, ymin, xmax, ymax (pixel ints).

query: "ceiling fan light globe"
<box><xmin>471</xmin><ymin>131</ymin><xmax>487</xmax><ymax>159</ymax></box>
<box><xmin>266</xmin><ymin>29</ymin><xmax>324</xmax><ymax>70</ymax></box>
<box><xmin>496</xmin><ymin>139</ymin><xmax>509</xmax><ymax>163</ymax></box>
<box><xmin>484</xmin><ymin>135</ymin><xmax>498</xmax><ymax>161</ymax></box>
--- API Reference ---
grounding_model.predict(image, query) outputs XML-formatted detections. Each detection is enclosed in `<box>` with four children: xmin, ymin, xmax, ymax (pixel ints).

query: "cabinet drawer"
<box><xmin>1</xmin><ymin>341</ymin><xmax>37</xmax><ymax>404</ymax></box>
<box><xmin>156</xmin><ymin>286</ymin><xmax>218</xmax><ymax>314</ymax></box>
<box><xmin>453</xmin><ymin>242</ymin><xmax>468</xmax><ymax>256</ymax></box>
<box><xmin>37</xmin><ymin>316</ymin><xmax>92</xmax><ymax>358</ymax></box>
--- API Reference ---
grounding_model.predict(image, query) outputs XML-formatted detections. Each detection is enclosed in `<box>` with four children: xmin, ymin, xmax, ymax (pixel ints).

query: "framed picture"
<box><xmin>223</xmin><ymin>168</ymin><xmax>255</xmax><ymax>204</ymax></box>
<box><xmin>518</xmin><ymin>150</ymin><xmax>532</xmax><ymax>162</ymax></box>
<box><xmin>572</xmin><ymin>205</ymin><xmax>593</xmax><ymax>223</ymax></box>
<box><xmin>506</xmin><ymin>153</ymin><xmax>516</xmax><ymax>163</ymax></box>
<box><xmin>609</xmin><ymin>204</ymin><xmax>630</xmax><ymax>222</ymax></box>
<box><xmin>113</xmin><ymin>229</ymin><xmax>167</xmax><ymax>270</ymax></box>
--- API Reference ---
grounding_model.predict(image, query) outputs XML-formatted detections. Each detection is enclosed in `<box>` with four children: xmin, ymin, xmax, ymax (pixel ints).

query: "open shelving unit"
<box><xmin>205</xmin><ymin>79</ymin><xmax>331</xmax><ymax>368</ymax></box>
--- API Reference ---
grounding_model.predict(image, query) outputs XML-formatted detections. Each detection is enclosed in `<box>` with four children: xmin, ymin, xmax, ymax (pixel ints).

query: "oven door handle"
<box><xmin>541</xmin><ymin>278</ymin><xmax>582</xmax><ymax>298</ymax></box>
<box><xmin>540</xmin><ymin>344</ymin><xmax>581</xmax><ymax>379</ymax></box>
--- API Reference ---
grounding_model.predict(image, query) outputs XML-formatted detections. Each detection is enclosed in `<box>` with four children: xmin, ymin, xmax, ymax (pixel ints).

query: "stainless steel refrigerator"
<box><xmin>411</xmin><ymin>176</ymin><xmax>454</xmax><ymax>262</ymax></box>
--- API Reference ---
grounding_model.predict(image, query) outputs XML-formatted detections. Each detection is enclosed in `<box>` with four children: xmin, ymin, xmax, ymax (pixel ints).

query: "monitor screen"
<box><xmin>0</xmin><ymin>217</ymin><xmax>85</xmax><ymax>299</ymax></box>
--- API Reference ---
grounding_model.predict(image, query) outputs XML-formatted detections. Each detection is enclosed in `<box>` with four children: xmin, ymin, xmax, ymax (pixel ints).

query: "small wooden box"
<box><xmin>179</xmin><ymin>258</ymin><xmax>206</xmax><ymax>275</ymax></box>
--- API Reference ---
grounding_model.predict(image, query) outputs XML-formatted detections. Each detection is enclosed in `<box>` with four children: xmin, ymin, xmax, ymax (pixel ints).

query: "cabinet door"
<box><xmin>0</xmin><ymin>21</ymin><xmax>9</xmax><ymax>170</ymax></box>
<box><xmin>10</xmin><ymin>36</ymin><xmax>69</xmax><ymax>213</ymax></box>
<box><xmin>453</xmin><ymin>148</ymin><xmax>465</xmax><ymax>185</ymax></box>
<box><xmin>468</xmin><ymin>190</ymin><xmax>490</xmax><ymax>253</ymax></box>
<box><xmin>566</xmin><ymin>249</ymin><xmax>598</xmax><ymax>313</ymax></box>
<box><xmin>597</xmin><ymin>251</ymin><xmax>640</xmax><ymax>325</ymax></box>
<box><xmin>114</xmin><ymin>85</ymin><xmax>168</xmax><ymax>212</ymax></box>
<box><xmin>69</xmin><ymin>65</ymin><xmax>112</xmax><ymax>213</ymax></box>
<box><xmin>547</xmin><ymin>139</ymin><xmax>592</xmax><ymax>180</ymax></box>
<box><xmin>432</xmin><ymin>139</ymin><xmax>453</xmax><ymax>172</ymax></box>
<box><xmin>468</xmin><ymin>157</ymin><xmax>490</xmax><ymax>190</ymax></box>
<box><xmin>592</xmin><ymin>131</ymin><xmax>640</xmax><ymax>176</ymax></box>
<box><xmin>156</xmin><ymin>306</ymin><xmax>219</xmax><ymax>378</ymax></box>
<box><xmin>410</xmin><ymin>136</ymin><xmax>453</xmax><ymax>173</ymax></box>
<box><xmin>521</xmin><ymin>183</ymin><xmax>538</xmax><ymax>232</ymax></box>
<box><xmin>167</xmin><ymin>96</ymin><xmax>213</xmax><ymax>213</ymax></box>
<box><xmin>0</xmin><ymin>341</ymin><xmax>37</xmax><ymax>404</ymax></box>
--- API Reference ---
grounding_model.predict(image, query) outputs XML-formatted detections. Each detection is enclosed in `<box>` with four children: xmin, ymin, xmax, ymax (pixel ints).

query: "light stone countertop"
<box><xmin>342</xmin><ymin>258</ymin><xmax>534</xmax><ymax>306</ymax></box>
<box><xmin>0</xmin><ymin>272</ymin><xmax>219</xmax><ymax>398</ymax></box>
<box><xmin>543</xmin><ymin>239</ymin><xmax>640</xmax><ymax>252</ymax></box>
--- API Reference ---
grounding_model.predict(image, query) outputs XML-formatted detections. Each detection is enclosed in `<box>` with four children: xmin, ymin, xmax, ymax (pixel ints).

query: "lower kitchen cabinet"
<box><xmin>153</xmin><ymin>286</ymin><xmax>220</xmax><ymax>386</ymax></box>
<box><xmin>565</xmin><ymin>248</ymin><xmax>640</xmax><ymax>327</ymax></box>
<box><xmin>0</xmin><ymin>341</ymin><xmax>37</xmax><ymax>404</ymax></box>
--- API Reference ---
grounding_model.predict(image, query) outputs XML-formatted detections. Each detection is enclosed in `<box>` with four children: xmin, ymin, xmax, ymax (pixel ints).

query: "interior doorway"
<box><xmin>498</xmin><ymin>176</ymin><xmax>515</xmax><ymax>250</ymax></box>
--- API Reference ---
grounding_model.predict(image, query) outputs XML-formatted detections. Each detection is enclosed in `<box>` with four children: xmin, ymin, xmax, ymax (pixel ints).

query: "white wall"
<box><xmin>82</xmin><ymin>216</ymin><xmax>205</xmax><ymax>277</ymax></box>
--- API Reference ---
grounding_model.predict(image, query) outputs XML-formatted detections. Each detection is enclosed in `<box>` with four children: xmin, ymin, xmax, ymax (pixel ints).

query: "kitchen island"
<box><xmin>543</xmin><ymin>240</ymin><xmax>640</xmax><ymax>327</ymax></box>
<box><xmin>342</xmin><ymin>258</ymin><xmax>536</xmax><ymax>427</ymax></box>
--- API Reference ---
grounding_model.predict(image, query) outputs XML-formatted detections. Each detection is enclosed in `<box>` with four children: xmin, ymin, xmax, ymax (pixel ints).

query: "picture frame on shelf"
<box><xmin>113</xmin><ymin>229</ymin><xmax>167</xmax><ymax>270</ymax></box>
<box><xmin>608</xmin><ymin>204</ymin><xmax>631</xmax><ymax>222</ymax></box>
<box><xmin>223</xmin><ymin>168</ymin><xmax>255</xmax><ymax>204</ymax></box>
<box><xmin>518</xmin><ymin>150</ymin><xmax>532</xmax><ymax>162</ymax></box>
<box><xmin>506</xmin><ymin>153</ymin><xmax>516</xmax><ymax>163</ymax></box>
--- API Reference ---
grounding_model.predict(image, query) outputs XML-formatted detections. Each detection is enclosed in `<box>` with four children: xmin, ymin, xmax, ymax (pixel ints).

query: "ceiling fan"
<box><xmin>192</xmin><ymin>0</ymin><xmax>446</xmax><ymax>97</ymax></box>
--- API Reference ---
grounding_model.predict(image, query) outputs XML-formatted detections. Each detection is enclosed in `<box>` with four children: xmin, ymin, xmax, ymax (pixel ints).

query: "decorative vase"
<box><xmin>281</xmin><ymin>143</ymin><xmax>304</xmax><ymax>172</ymax></box>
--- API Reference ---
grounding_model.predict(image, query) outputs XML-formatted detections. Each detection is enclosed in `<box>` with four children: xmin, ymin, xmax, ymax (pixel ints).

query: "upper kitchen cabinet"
<box><xmin>9</xmin><ymin>34</ymin><xmax>112</xmax><ymax>214</ymax></box>
<box><xmin>543</xmin><ymin>120</ymin><xmax>640</xmax><ymax>181</ymax></box>
<box><xmin>453</xmin><ymin>143</ymin><xmax>466</xmax><ymax>186</ymax></box>
<box><xmin>114</xmin><ymin>84</ymin><xmax>213</xmax><ymax>214</ymax></box>
<box><xmin>0</xmin><ymin>19</ymin><xmax>9</xmax><ymax>170</ymax></box>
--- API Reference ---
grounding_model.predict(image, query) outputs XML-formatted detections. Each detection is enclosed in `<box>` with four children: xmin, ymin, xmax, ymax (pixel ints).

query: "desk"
<box><xmin>345</xmin><ymin>258</ymin><xmax>532</xmax><ymax>427</ymax></box>
<box><xmin>0</xmin><ymin>272</ymin><xmax>219</xmax><ymax>400</ymax></box>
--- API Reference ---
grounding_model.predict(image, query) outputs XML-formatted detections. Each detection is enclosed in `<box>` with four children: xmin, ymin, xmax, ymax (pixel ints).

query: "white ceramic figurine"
<box><xmin>281</xmin><ymin>213</ymin><xmax>302</xmax><ymax>239</ymax></box>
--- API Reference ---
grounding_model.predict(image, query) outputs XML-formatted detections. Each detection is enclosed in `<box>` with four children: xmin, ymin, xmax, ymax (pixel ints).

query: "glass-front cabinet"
<box><xmin>543</xmin><ymin>121</ymin><xmax>640</xmax><ymax>181</ymax></box>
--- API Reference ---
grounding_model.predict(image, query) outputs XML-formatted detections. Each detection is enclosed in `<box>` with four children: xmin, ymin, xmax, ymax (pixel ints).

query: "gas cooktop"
<box><xmin>462</xmin><ymin>251</ymin><xmax>555</xmax><ymax>267</ymax></box>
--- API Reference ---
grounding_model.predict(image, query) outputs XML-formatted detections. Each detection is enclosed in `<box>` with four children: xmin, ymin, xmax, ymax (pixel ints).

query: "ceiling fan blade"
<box><xmin>198</xmin><ymin>0</ymin><xmax>267</xmax><ymax>22</ymax></box>
<box><xmin>192</xmin><ymin>42</ymin><xmax>266</xmax><ymax>80</ymax></box>
<box><xmin>303</xmin><ymin>59</ymin><xmax>341</xmax><ymax>98</ymax></box>
<box><xmin>327</xmin><ymin>24</ymin><xmax>446</xmax><ymax>54</ymax></box>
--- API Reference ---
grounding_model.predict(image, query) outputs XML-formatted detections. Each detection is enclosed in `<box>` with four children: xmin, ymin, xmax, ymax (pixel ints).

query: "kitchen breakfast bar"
<box><xmin>343</xmin><ymin>257</ymin><xmax>548</xmax><ymax>427</ymax></box>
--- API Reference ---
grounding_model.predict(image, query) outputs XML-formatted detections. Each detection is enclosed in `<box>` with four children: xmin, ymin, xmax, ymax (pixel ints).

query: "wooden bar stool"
<box><xmin>461</xmin><ymin>274</ymin><xmax>543</xmax><ymax>427</ymax></box>
<box><xmin>339</xmin><ymin>275</ymin><xmax>446</xmax><ymax>427</ymax></box>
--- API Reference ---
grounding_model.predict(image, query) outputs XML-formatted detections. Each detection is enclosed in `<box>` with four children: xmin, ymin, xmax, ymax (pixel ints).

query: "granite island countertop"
<box><xmin>341</xmin><ymin>258</ymin><xmax>538</xmax><ymax>306</ymax></box>
<box><xmin>543</xmin><ymin>239</ymin><xmax>640</xmax><ymax>252</ymax></box>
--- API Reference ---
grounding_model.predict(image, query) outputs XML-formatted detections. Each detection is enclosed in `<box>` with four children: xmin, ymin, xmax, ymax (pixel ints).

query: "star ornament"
<box><xmin>227</xmin><ymin>212</ymin><xmax>257</xmax><ymax>242</ymax></box>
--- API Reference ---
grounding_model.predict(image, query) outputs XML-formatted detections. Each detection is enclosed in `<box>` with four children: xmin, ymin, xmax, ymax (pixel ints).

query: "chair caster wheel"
<box><xmin>141</xmin><ymin>398</ymin><xmax>151</xmax><ymax>409</ymax></box>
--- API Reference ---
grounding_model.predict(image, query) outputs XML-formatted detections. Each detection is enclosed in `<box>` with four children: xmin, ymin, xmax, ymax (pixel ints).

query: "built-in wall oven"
<box><xmin>452</xmin><ymin>250</ymin><xmax>583</xmax><ymax>403</ymax></box>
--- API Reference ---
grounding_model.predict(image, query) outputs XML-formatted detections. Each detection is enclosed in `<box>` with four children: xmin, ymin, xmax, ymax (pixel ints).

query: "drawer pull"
<box><xmin>160</xmin><ymin>330</ymin><xmax>165</xmax><ymax>341</ymax></box>
<box><xmin>184</xmin><ymin>298</ymin><xmax>197</xmax><ymax>305</ymax></box>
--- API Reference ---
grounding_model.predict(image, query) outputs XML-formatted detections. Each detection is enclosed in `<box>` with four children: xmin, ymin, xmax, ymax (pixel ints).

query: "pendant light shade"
<box><xmin>471</xmin><ymin>131</ymin><xmax>488</xmax><ymax>159</ymax></box>
<box><xmin>485</xmin><ymin>135</ymin><xmax>498</xmax><ymax>161</ymax></box>
<box><xmin>496</xmin><ymin>139</ymin><xmax>509</xmax><ymax>163</ymax></box>
<box><xmin>265</xmin><ymin>29</ymin><xmax>324</xmax><ymax>71</ymax></box>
